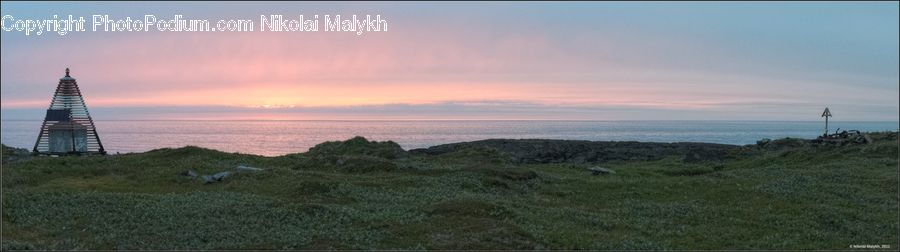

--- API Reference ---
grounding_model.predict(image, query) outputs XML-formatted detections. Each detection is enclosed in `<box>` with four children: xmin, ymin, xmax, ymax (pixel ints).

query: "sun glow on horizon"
<box><xmin>1</xmin><ymin>2</ymin><xmax>897</xmax><ymax>121</ymax></box>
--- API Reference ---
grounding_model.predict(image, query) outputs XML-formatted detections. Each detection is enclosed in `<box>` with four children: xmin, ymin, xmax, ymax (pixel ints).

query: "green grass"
<box><xmin>2</xmin><ymin>133</ymin><xmax>898</xmax><ymax>250</ymax></box>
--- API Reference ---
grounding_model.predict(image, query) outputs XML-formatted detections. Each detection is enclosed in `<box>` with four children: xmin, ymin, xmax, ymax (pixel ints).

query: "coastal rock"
<box><xmin>588</xmin><ymin>167</ymin><xmax>615</xmax><ymax>175</ymax></box>
<box><xmin>307</xmin><ymin>136</ymin><xmax>407</xmax><ymax>160</ymax></box>
<box><xmin>862</xmin><ymin>134</ymin><xmax>873</xmax><ymax>144</ymax></box>
<box><xmin>848</xmin><ymin>134</ymin><xmax>869</xmax><ymax>144</ymax></box>
<box><xmin>757</xmin><ymin>137</ymin><xmax>810</xmax><ymax>150</ymax></box>
<box><xmin>410</xmin><ymin>139</ymin><xmax>738</xmax><ymax>164</ymax></box>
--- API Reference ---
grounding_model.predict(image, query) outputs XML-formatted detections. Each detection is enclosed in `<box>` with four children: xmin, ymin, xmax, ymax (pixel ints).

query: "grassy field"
<box><xmin>1</xmin><ymin>133</ymin><xmax>898</xmax><ymax>250</ymax></box>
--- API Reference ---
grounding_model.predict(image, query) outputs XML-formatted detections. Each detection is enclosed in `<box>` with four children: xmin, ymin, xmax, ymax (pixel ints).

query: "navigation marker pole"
<box><xmin>821</xmin><ymin>107</ymin><xmax>832</xmax><ymax>137</ymax></box>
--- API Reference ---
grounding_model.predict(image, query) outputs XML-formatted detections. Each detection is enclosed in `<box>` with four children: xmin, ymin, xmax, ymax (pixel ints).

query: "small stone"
<box><xmin>181</xmin><ymin>170</ymin><xmax>198</xmax><ymax>178</ymax></box>
<box><xmin>235</xmin><ymin>165</ymin><xmax>263</xmax><ymax>173</ymax></box>
<box><xmin>212</xmin><ymin>171</ymin><xmax>230</xmax><ymax>181</ymax></box>
<box><xmin>200</xmin><ymin>175</ymin><xmax>216</xmax><ymax>184</ymax></box>
<box><xmin>588</xmin><ymin>166</ymin><xmax>615</xmax><ymax>175</ymax></box>
<box><xmin>201</xmin><ymin>171</ymin><xmax>231</xmax><ymax>184</ymax></box>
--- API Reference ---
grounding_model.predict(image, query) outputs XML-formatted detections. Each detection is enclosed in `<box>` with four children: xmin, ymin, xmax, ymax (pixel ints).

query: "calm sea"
<box><xmin>1</xmin><ymin>120</ymin><xmax>897</xmax><ymax>156</ymax></box>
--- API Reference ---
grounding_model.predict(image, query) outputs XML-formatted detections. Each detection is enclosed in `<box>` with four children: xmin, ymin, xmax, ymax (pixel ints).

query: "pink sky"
<box><xmin>1</xmin><ymin>2</ymin><xmax>898</xmax><ymax>120</ymax></box>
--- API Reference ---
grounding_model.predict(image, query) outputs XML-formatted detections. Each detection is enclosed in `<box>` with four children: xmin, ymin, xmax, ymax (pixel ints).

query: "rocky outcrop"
<box><xmin>289</xmin><ymin>137</ymin><xmax>405</xmax><ymax>172</ymax></box>
<box><xmin>754</xmin><ymin>132</ymin><xmax>878</xmax><ymax>151</ymax></box>
<box><xmin>306</xmin><ymin>136</ymin><xmax>407</xmax><ymax>160</ymax></box>
<box><xmin>409</xmin><ymin>139</ymin><xmax>738</xmax><ymax>164</ymax></box>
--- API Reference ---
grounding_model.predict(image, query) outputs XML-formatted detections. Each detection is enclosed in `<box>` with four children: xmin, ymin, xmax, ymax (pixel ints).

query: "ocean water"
<box><xmin>1</xmin><ymin>120</ymin><xmax>897</xmax><ymax>156</ymax></box>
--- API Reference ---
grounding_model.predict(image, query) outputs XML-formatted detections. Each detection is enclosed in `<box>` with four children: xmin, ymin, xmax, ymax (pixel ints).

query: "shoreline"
<box><xmin>2</xmin><ymin>121</ymin><xmax>897</xmax><ymax>156</ymax></box>
<box><xmin>4</xmin><ymin>131</ymin><xmax>895</xmax><ymax>161</ymax></box>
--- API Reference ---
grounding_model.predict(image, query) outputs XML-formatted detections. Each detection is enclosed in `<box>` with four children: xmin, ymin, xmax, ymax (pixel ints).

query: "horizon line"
<box><xmin>1</xmin><ymin>119</ymin><xmax>898</xmax><ymax>123</ymax></box>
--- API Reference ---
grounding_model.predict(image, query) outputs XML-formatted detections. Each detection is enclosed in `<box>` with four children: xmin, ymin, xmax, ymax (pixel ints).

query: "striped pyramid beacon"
<box><xmin>32</xmin><ymin>68</ymin><xmax>106</xmax><ymax>155</ymax></box>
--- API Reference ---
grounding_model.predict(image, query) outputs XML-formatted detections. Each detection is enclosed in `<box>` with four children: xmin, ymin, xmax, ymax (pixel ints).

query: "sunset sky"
<box><xmin>1</xmin><ymin>2</ymin><xmax>898</xmax><ymax>120</ymax></box>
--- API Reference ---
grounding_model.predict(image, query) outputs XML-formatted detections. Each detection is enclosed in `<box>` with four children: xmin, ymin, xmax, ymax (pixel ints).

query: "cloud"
<box><xmin>2</xmin><ymin>100</ymin><xmax>896</xmax><ymax>121</ymax></box>
<box><xmin>1</xmin><ymin>2</ymin><xmax>897</xmax><ymax>121</ymax></box>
